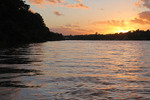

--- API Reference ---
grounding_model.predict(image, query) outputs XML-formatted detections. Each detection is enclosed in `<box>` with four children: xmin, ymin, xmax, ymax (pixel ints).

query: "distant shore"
<box><xmin>64</xmin><ymin>30</ymin><xmax>150</xmax><ymax>40</ymax></box>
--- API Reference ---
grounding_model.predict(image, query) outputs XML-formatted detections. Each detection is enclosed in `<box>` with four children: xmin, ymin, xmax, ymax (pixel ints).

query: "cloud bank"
<box><xmin>132</xmin><ymin>0</ymin><xmax>150</xmax><ymax>25</ymax></box>
<box><xmin>136</xmin><ymin>0</ymin><xmax>150</xmax><ymax>9</ymax></box>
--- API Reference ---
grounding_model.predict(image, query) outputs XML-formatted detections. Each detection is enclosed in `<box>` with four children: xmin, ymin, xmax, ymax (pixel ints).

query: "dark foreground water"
<box><xmin>0</xmin><ymin>41</ymin><xmax>150</xmax><ymax>100</ymax></box>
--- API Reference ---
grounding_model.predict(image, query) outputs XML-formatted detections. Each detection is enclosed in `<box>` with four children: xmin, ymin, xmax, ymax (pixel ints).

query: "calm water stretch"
<box><xmin>0</xmin><ymin>41</ymin><xmax>150</xmax><ymax>100</ymax></box>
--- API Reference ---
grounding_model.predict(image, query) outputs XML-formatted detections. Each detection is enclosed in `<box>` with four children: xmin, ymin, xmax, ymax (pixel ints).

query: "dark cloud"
<box><xmin>131</xmin><ymin>18</ymin><xmax>150</xmax><ymax>24</ymax></box>
<box><xmin>131</xmin><ymin>11</ymin><xmax>150</xmax><ymax>24</ymax></box>
<box><xmin>53</xmin><ymin>11</ymin><xmax>64</xmax><ymax>16</ymax></box>
<box><xmin>142</xmin><ymin>0</ymin><xmax>150</xmax><ymax>9</ymax></box>
<box><xmin>135</xmin><ymin>0</ymin><xmax>150</xmax><ymax>9</ymax></box>
<box><xmin>132</xmin><ymin>0</ymin><xmax>150</xmax><ymax>24</ymax></box>
<box><xmin>139</xmin><ymin>11</ymin><xmax>150</xmax><ymax>20</ymax></box>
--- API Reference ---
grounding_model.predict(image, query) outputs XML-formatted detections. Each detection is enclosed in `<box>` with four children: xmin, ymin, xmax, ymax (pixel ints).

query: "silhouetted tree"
<box><xmin>0</xmin><ymin>0</ymin><xmax>64</xmax><ymax>46</ymax></box>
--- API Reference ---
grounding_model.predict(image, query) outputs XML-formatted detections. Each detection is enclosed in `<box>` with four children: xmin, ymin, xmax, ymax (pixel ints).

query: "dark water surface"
<box><xmin>0</xmin><ymin>41</ymin><xmax>150</xmax><ymax>100</ymax></box>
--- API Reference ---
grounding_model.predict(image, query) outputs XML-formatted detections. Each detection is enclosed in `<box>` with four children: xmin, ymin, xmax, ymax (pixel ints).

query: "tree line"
<box><xmin>0</xmin><ymin>0</ymin><xmax>64</xmax><ymax>46</ymax></box>
<box><xmin>66</xmin><ymin>29</ymin><xmax>150</xmax><ymax>40</ymax></box>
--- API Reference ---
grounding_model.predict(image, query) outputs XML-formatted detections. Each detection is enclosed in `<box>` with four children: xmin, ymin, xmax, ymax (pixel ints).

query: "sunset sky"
<box><xmin>25</xmin><ymin>0</ymin><xmax>150</xmax><ymax>35</ymax></box>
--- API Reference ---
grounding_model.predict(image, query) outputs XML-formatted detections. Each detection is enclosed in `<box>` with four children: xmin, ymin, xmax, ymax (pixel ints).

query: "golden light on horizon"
<box><xmin>112</xmin><ymin>27</ymin><xmax>136</xmax><ymax>33</ymax></box>
<box><xmin>118</xmin><ymin>30</ymin><xmax>130</xmax><ymax>33</ymax></box>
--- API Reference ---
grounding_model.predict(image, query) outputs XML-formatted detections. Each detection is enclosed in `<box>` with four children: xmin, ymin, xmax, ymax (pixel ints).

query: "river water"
<box><xmin>0</xmin><ymin>41</ymin><xmax>150</xmax><ymax>100</ymax></box>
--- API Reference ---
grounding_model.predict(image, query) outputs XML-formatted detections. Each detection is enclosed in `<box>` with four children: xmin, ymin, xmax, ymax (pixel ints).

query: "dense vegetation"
<box><xmin>0</xmin><ymin>0</ymin><xmax>63</xmax><ymax>46</ymax></box>
<box><xmin>66</xmin><ymin>29</ymin><xmax>150</xmax><ymax>40</ymax></box>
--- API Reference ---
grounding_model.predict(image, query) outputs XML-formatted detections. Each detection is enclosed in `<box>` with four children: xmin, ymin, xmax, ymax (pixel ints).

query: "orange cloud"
<box><xmin>28</xmin><ymin>0</ymin><xmax>89</xmax><ymax>9</ymax></box>
<box><xmin>47</xmin><ymin>0</ymin><xmax>62</xmax><ymax>4</ymax></box>
<box><xmin>29</xmin><ymin>8</ymin><xmax>35</xmax><ymax>13</ymax></box>
<box><xmin>65</xmin><ymin>3</ymin><xmax>89</xmax><ymax>9</ymax></box>
<box><xmin>135</xmin><ymin>0</ymin><xmax>143</xmax><ymax>6</ymax></box>
<box><xmin>28</xmin><ymin>0</ymin><xmax>63</xmax><ymax>4</ymax></box>
<box><xmin>28</xmin><ymin>0</ymin><xmax>45</xmax><ymax>4</ymax></box>
<box><xmin>77</xmin><ymin>0</ymin><xmax>82</xmax><ymax>3</ymax></box>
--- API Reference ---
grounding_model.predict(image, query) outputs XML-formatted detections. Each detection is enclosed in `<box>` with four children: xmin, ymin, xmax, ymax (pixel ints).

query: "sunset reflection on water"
<box><xmin>0</xmin><ymin>41</ymin><xmax>150</xmax><ymax>100</ymax></box>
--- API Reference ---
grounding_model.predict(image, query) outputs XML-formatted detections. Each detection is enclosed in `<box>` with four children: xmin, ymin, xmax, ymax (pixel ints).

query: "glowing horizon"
<box><xmin>25</xmin><ymin>0</ymin><xmax>150</xmax><ymax>35</ymax></box>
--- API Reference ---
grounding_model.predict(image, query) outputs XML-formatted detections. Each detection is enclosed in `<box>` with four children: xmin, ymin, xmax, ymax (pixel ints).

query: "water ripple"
<box><xmin>0</xmin><ymin>41</ymin><xmax>150</xmax><ymax>100</ymax></box>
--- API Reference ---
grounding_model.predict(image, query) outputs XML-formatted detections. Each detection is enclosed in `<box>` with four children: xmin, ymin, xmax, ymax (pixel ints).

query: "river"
<box><xmin>0</xmin><ymin>40</ymin><xmax>150</xmax><ymax>100</ymax></box>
